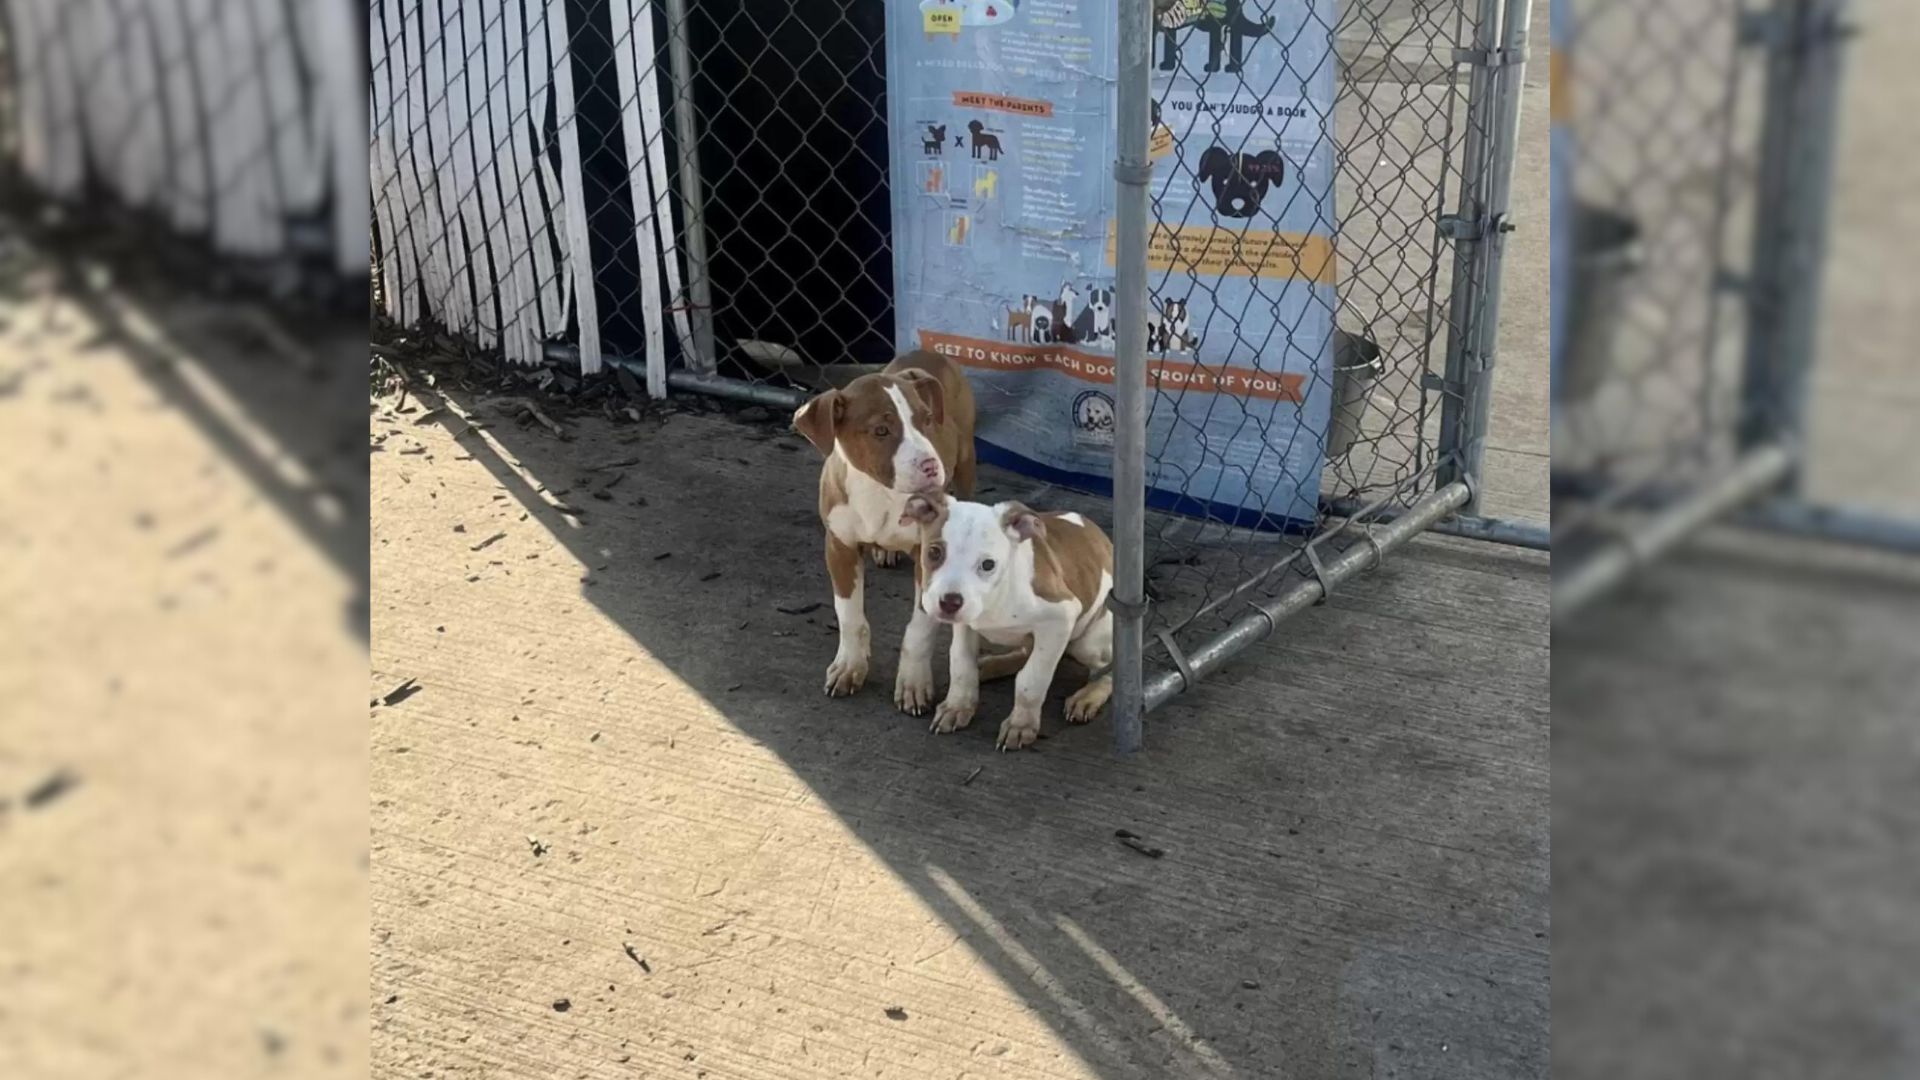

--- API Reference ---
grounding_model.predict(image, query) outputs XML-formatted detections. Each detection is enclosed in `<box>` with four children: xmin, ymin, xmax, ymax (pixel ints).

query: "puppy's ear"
<box><xmin>900</xmin><ymin>493</ymin><xmax>945</xmax><ymax>527</ymax></box>
<box><xmin>792</xmin><ymin>391</ymin><xmax>842</xmax><ymax>455</ymax></box>
<box><xmin>1000</xmin><ymin>502</ymin><xmax>1046</xmax><ymax>542</ymax></box>
<box><xmin>895</xmin><ymin>369</ymin><xmax>946</xmax><ymax>425</ymax></box>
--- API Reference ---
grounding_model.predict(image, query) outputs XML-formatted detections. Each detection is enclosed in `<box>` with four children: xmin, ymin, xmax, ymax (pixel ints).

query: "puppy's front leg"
<box><xmin>997</xmin><ymin>621</ymin><xmax>1071</xmax><ymax>751</ymax></box>
<box><xmin>894</xmin><ymin>601</ymin><xmax>939</xmax><ymax>717</ymax></box>
<box><xmin>932</xmin><ymin>624</ymin><xmax>980</xmax><ymax>734</ymax></box>
<box><xmin>823</xmin><ymin>534</ymin><xmax>869</xmax><ymax>696</ymax></box>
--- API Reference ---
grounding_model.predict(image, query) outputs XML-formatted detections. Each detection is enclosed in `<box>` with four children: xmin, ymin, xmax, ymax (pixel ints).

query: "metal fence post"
<box><xmin>1436</xmin><ymin>0</ymin><xmax>1528</xmax><ymax>514</ymax></box>
<box><xmin>1739</xmin><ymin>0</ymin><xmax>1853</xmax><ymax>482</ymax></box>
<box><xmin>1109</xmin><ymin>0</ymin><xmax>1151</xmax><ymax>755</ymax></box>
<box><xmin>661</xmin><ymin>0</ymin><xmax>718</xmax><ymax>372</ymax></box>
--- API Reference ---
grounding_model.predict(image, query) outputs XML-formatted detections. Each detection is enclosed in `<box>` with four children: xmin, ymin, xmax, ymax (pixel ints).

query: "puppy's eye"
<box><xmin>979</xmin><ymin>558</ymin><xmax>997</xmax><ymax>573</ymax></box>
<box><xmin>927</xmin><ymin>544</ymin><xmax>945</xmax><ymax>564</ymax></box>
<box><xmin>873</xmin><ymin>425</ymin><xmax>890</xmax><ymax>438</ymax></box>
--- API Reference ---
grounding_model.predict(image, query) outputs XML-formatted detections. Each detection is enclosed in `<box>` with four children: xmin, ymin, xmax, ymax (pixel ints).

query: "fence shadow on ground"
<box><xmin>373</xmin><ymin>368</ymin><xmax>1551</xmax><ymax>1079</ymax></box>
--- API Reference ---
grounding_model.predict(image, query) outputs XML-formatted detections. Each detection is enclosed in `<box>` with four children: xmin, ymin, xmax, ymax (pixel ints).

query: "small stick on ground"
<box><xmin>962</xmin><ymin>766</ymin><xmax>983</xmax><ymax>787</ymax></box>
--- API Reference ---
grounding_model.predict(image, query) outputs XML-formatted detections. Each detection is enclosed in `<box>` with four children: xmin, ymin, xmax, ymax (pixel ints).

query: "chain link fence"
<box><xmin>0</xmin><ymin>0</ymin><xmax>366</xmax><ymax>287</ymax></box>
<box><xmin>1550</xmin><ymin>0</ymin><xmax>1881</xmax><ymax>618</ymax></box>
<box><xmin>1119</xmin><ymin>0</ymin><xmax>1524</xmax><ymax>722</ymax></box>
<box><xmin>369</xmin><ymin>0</ymin><xmax>1540</xmax><ymax>749</ymax></box>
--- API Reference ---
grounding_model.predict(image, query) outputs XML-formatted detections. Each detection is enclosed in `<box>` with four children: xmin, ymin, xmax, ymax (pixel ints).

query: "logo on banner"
<box><xmin>1072</xmin><ymin>390</ymin><xmax>1117</xmax><ymax>447</ymax></box>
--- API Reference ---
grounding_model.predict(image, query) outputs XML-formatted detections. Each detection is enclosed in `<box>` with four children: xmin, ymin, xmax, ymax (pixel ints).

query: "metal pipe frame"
<box><xmin>1739</xmin><ymin>0</ymin><xmax>1853</xmax><ymax>469</ymax></box>
<box><xmin>661</xmin><ymin>0</ymin><xmax>718</xmax><ymax>370</ymax></box>
<box><xmin>1455</xmin><ymin>0</ymin><xmax>1533</xmax><ymax>515</ymax></box>
<box><xmin>1742</xmin><ymin>499</ymin><xmax>1920</xmax><ymax>556</ymax></box>
<box><xmin>1108</xmin><ymin>0</ymin><xmax>1152</xmax><ymax>754</ymax></box>
<box><xmin>1552</xmin><ymin>443</ymin><xmax>1794</xmax><ymax>623</ymax></box>
<box><xmin>1141</xmin><ymin>482</ymin><xmax>1473</xmax><ymax>713</ymax></box>
<box><xmin>1324</xmin><ymin>497</ymin><xmax>1549</xmax><ymax>550</ymax></box>
<box><xmin>1433</xmin><ymin>0</ymin><xmax>1506</xmax><ymax>508</ymax></box>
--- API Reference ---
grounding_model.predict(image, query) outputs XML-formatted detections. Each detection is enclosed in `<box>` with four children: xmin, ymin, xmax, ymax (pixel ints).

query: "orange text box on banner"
<box><xmin>1105</xmin><ymin>222</ymin><xmax>1338</xmax><ymax>284</ymax></box>
<box><xmin>917</xmin><ymin>331</ymin><xmax>1305</xmax><ymax>402</ymax></box>
<box><xmin>951</xmin><ymin>91</ymin><xmax>1053</xmax><ymax>118</ymax></box>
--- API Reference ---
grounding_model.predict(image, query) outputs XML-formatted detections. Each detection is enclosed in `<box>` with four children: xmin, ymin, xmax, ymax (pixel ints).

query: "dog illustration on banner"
<box><xmin>922</xmin><ymin>123</ymin><xmax>947</xmax><ymax>155</ymax></box>
<box><xmin>967</xmin><ymin>120</ymin><xmax>1004</xmax><ymax>161</ymax></box>
<box><xmin>973</xmin><ymin>166</ymin><xmax>998</xmax><ymax>201</ymax></box>
<box><xmin>1002</xmin><ymin>283</ymin><xmax>1128</xmax><ymax>349</ymax></box>
<box><xmin>1146</xmin><ymin>296</ymin><xmax>1195</xmax><ymax>353</ymax></box>
<box><xmin>1154</xmin><ymin>0</ymin><xmax>1274</xmax><ymax>74</ymax></box>
<box><xmin>1195</xmin><ymin>146</ymin><xmax>1286</xmax><ymax>218</ymax></box>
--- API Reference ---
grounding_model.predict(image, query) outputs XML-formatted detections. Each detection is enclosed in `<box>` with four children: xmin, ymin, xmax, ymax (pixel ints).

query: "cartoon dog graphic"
<box><xmin>923</xmin><ymin>123</ymin><xmax>947</xmax><ymax>155</ymax></box>
<box><xmin>1006</xmin><ymin>295</ymin><xmax>1034</xmax><ymax>342</ymax></box>
<box><xmin>1049</xmin><ymin>281</ymin><xmax>1080</xmax><ymax>345</ymax></box>
<box><xmin>968</xmin><ymin>120</ymin><xmax>1003</xmax><ymax>161</ymax></box>
<box><xmin>1156</xmin><ymin>0</ymin><xmax>1274</xmax><ymax>74</ymax></box>
<box><xmin>1146</xmin><ymin>297</ymin><xmax>1194</xmax><ymax>353</ymax></box>
<box><xmin>974</xmin><ymin>168</ymin><xmax>998</xmax><ymax>200</ymax></box>
<box><xmin>1070</xmin><ymin>284</ymin><xmax>1113</xmax><ymax>346</ymax></box>
<box><xmin>1196</xmin><ymin>147</ymin><xmax>1285</xmax><ymax>218</ymax></box>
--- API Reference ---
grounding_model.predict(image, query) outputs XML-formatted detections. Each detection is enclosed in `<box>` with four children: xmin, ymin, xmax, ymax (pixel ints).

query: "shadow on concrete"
<box><xmin>381</xmin><ymin>369</ymin><xmax>1552</xmax><ymax>1078</ymax></box>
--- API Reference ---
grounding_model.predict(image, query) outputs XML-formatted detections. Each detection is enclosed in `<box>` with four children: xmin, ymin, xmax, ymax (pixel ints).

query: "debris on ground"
<box><xmin>24</xmin><ymin>769</ymin><xmax>79</xmax><ymax>809</ymax></box>
<box><xmin>1114</xmin><ymin>829</ymin><xmax>1165</xmax><ymax>858</ymax></box>
<box><xmin>962</xmin><ymin>767</ymin><xmax>983</xmax><ymax>786</ymax></box>
<box><xmin>623</xmin><ymin>944</ymin><xmax>651</xmax><ymax>973</ymax></box>
<box><xmin>1242</xmin><ymin>979</ymin><xmax>1261</xmax><ymax>990</ymax></box>
<box><xmin>699</xmin><ymin>571</ymin><xmax>721</xmax><ymax>582</ymax></box>
<box><xmin>377</xmin><ymin>678</ymin><xmax>421</xmax><ymax>706</ymax></box>
<box><xmin>775</xmin><ymin>601</ymin><xmax>823</xmax><ymax>616</ymax></box>
<box><xmin>884</xmin><ymin>1007</ymin><xmax>908</xmax><ymax>1021</ymax></box>
<box><xmin>527</xmin><ymin>836</ymin><xmax>549</xmax><ymax>857</ymax></box>
<box><xmin>165</xmin><ymin>526</ymin><xmax>221</xmax><ymax>559</ymax></box>
<box><xmin>652</xmin><ymin>552</ymin><xmax>672</xmax><ymax>561</ymax></box>
<box><xmin>551</xmin><ymin>998</ymin><xmax>570</xmax><ymax>1013</ymax></box>
<box><xmin>469</xmin><ymin>532</ymin><xmax>507</xmax><ymax>552</ymax></box>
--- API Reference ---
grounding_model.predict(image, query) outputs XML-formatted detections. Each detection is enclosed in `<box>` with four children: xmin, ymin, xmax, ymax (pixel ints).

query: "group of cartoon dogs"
<box><xmin>1006</xmin><ymin>285</ymin><xmax>1193</xmax><ymax>353</ymax></box>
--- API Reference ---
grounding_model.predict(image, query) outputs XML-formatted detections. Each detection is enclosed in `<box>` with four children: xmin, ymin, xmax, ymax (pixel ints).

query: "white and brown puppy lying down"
<box><xmin>793</xmin><ymin>350</ymin><xmax>977</xmax><ymax>700</ymax></box>
<box><xmin>899</xmin><ymin>494</ymin><xmax>1114</xmax><ymax>751</ymax></box>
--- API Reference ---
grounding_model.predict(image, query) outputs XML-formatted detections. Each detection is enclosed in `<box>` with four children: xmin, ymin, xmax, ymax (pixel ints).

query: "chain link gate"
<box><xmin>1550</xmin><ymin>0</ymin><xmax>1890</xmax><ymax>620</ymax></box>
<box><xmin>369</xmin><ymin>0</ymin><xmax>1542</xmax><ymax>752</ymax></box>
<box><xmin>1105</xmin><ymin>0</ymin><xmax>1536</xmax><ymax>749</ymax></box>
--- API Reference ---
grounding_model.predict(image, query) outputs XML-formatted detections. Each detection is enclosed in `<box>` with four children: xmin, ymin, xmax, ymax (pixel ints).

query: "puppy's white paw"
<box><xmin>930</xmin><ymin>693</ymin><xmax>977</xmax><ymax>734</ymax></box>
<box><xmin>894</xmin><ymin>663</ymin><xmax>935</xmax><ymax>717</ymax></box>
<box><xmin>995</xmin><ymin>706</ymin><xmax>1041</xmax><ymax>751</ymax></box>
<box><xmin>824</xmin><ymin>652</ymin><xmax>869</xmax><ymax>697</ymax></box>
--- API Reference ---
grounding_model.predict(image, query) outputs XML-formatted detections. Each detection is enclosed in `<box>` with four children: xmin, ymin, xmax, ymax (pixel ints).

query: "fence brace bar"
<box><xmin>1142</xmin><ymin>481</ymin><xmax>1472</xmax><ymax>714</ymax></box>
<box><xmin>1553</xmin><ymin>443</ymin><xmax>1794</xmax><ymax>623</ymax></box>
<box><xmin>1108</xmin><ymin>0</ymin><xmax>1153</xmax><ymax>754</ymax></box>
<box><xmin>1324</xmin><ymin>497</ymin><xmax>1549</xmax><ymax>550</ymax></box>
<box><xmin>1741</xmin><ymin>499</ymin><xmax>1920</xmax><ymax>556</ymax></box>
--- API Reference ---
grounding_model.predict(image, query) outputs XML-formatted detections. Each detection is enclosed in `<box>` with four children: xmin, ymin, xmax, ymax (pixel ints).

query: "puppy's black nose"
<box><xmin>938</xmin><ymin>593</ymin><xmax>964</xmax><ymax>616</ymax></box>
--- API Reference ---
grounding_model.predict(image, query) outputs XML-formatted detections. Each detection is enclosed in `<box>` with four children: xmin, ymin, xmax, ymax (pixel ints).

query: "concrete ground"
<box><xmin>1553</xmin><ymin>1</ymin><xmax>1920</xmax><ymax>1073</ymax></box>
<box><xmin>0</xmin><ymin>227</ymin><xmax>367</xmax><ymax>1077</ymax></box>
<box><xmin>367</xmin><ymin>377</ymin><xmax>1549</xmax><ymax>1078</ymax></box>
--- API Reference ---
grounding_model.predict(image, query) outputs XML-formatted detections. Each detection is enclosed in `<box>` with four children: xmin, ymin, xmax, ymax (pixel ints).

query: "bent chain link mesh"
<box><xmin>1551</xmin><ymin>0</ymin><xmax>1765</xmax><ymax>541</ymax></box>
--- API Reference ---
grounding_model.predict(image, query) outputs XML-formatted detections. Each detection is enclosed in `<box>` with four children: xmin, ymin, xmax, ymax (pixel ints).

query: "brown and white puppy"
<box><xmin>793</xmin><ymin>350</ymin><xmax>977</xmax><ymax>701</ymax></box>
<box><xmin>899</xmin><ymin>494</ymin><xmax>1114</xmax><ymax>751</ymax></box>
